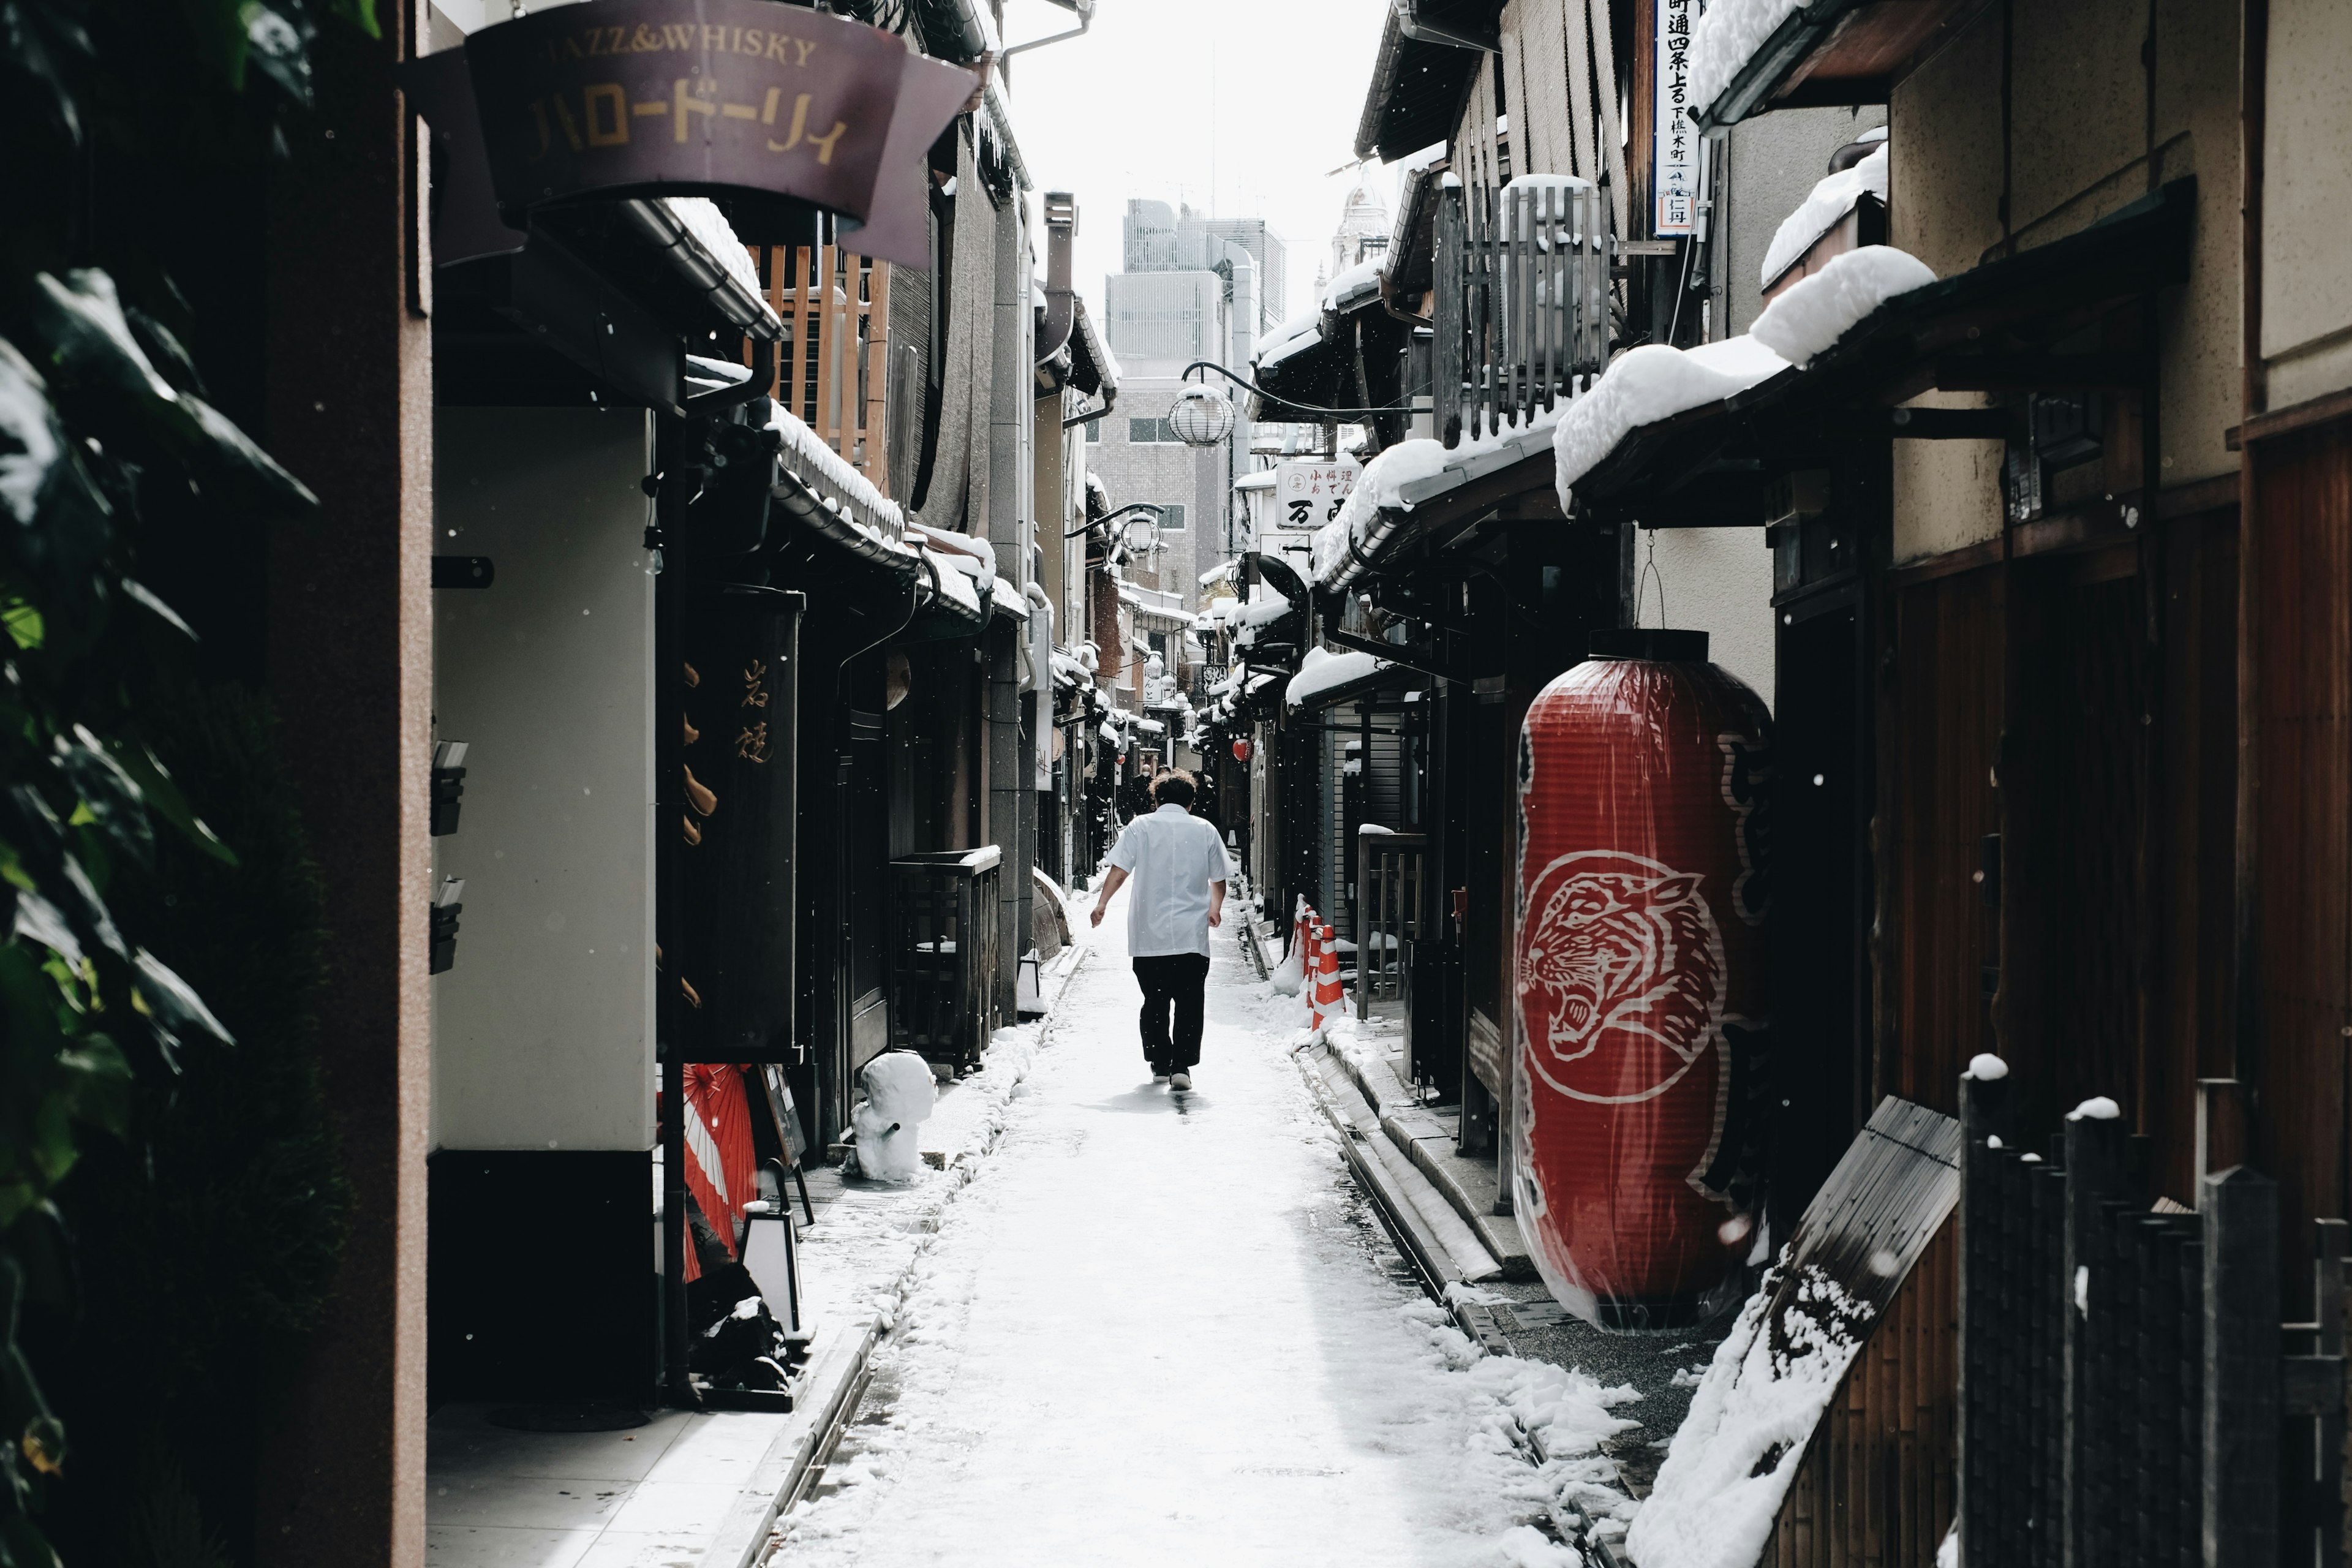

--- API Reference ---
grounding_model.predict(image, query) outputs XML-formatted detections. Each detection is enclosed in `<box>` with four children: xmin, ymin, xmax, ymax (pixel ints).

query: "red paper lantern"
<box><xmin>1232</xmin><ymin>737</ymin><xmax>1253</xmax><ymax>763</ymax></box>
<box><xmin>1513</xmin><ymin>629</ymin><xmax>1770</xmax><ymax>1329</ymax></box>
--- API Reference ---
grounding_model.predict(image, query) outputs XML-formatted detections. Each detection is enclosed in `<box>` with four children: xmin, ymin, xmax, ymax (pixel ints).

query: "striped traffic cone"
<box><xmin>1311</xmin><ymin>923</ymin><xmax>1344</xmax><ymax>1035</ymax></box>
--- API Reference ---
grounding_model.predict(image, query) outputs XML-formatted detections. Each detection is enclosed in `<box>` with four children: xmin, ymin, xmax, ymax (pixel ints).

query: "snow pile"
<box><xmin>851</xmin><ymin>1051</ymin><xmax>939</xmax><ymax>1183</ymax></box>
<box><xmin>2067</xmin><ymin>1095</ymin><xmax>2122</xmax><ymax>1121</ymax></box>
<box><xmin>766</xmin><ymin>404</ymin><xmax>904</xmax><ymax>534</ymax></box>
<box><xmin>1553</xmin><ymin>336</ymin><xmax>1789</xmax><ymax>505</ymax></box>
<box><xmin>1749</xmin><ymin>246</ymin><xmax>1936</xmax><ymax>369</ymax></box>
<box><xmin>1626</xmin><ymin>1264</ymin><xmax>1877</xmax><ymax>1568</ymax></box>
<box><xmin>1688</xmin><ymin>0</ymin><xmax>1806</xmax><ymax>121</ymax></box>
<box><xmin>1502</xmin><ymin>172</ymin><xmax>1595</xmax><ymax>239</ymax></box>
<box><xmin>1286</xmin><ymin>645</ymin><xmax>1389</xmax><ymax>709</ymax></box>
<box><xmin>1760</xmin><ymin>143</ymin><xmax>1888</xmax><ymax>287</ymax></box>
<box><xmin>1963</xmin><ymin>1052</ymin><xmax>2009</xmax><ymax>1082</ymax></box>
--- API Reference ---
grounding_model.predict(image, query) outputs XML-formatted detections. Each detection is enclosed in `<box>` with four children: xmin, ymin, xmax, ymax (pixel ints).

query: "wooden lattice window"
<box><xmin>748</xmin><ymin>243</ymin><xmax>893</xmax><ymax>498</ymax></box>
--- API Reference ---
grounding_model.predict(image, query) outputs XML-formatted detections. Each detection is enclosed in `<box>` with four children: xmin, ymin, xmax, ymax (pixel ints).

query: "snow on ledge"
<box><xmin>1761</xmin><ymin>144</ymin><xmax>1888</xmax><ymax>288</ymax></box>
<box><xmin>1627</xmin><ymin>1264</ymin><xmax>1877</xmax><ymax>1568</ymax></box>
<box><xmin>1689</xmin><ymin>0</ymin><xmax>1806</xmax><ymax>121</ymax></box>
<box><xmin>1286</xmin><ymin>646</ymin><xmax>1390</xmax><ymax>709</ymax></box>
<box><xmin>1749</xmin><ymin>245</ymin><xmax>1936</xmax><ymax>370</ymax></box>
<box><xmin>1551</xmin><ymin>336</ymin><xmax>1789</xmax><ymax>508</ymax></box>
<box><xmin>767</xmin><ymin>404</ymin><xmax>903</xmax><ymax>535</ymax></box>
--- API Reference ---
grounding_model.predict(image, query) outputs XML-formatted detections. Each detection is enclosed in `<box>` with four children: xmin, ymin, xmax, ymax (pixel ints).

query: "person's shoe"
<box><xmin>1152</xmin><ymin>1065</ymin><xmax>1170</xmax><ymax>1083</ymax></box>
<box><xmin>1169</xmin><ymin>1070</ymin><xmax>1193</xmax><ymax>1091</ymax></box>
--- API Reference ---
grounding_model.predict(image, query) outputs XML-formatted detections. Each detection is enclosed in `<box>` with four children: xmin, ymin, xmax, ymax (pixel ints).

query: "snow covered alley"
<box><xmin>769</xmin><ymin>907</ymin><xmax>1646</xmax><ymax>1567</ymax></box>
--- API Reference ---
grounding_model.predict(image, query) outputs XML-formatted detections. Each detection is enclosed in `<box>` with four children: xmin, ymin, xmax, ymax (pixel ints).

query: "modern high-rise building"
<box><xmin>1115</xmin><ymin>199</ymin><xmax>1287</xmax><ymax>335</ymax></box>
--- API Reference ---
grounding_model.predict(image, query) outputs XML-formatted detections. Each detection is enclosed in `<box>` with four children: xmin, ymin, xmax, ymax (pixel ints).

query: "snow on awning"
<box><xmin>919</xmin><ymin>549</ymin><xmax>984</xmax><ymax>618</ymax></box>
<box><xmin>1761</xmin><ymin>143</ymin><xmax>1888</xmax><ymax>290</ymax></box>
<box><xmin>768</xmin><ymin>404</ymin><xmax>903</xmax><ymax>541</ymax></box>
<box><xmin>1552</xmin><ymin>335</ymin><xmax>1793</xmax><ymax>504</ymax></box>
<box><xmin>1232</xmin><ymin>470</ymin><xmax>1278</xmax><ymax>494</ymax></box>
<box><xmin>1286</xmin><ymin>646</ymin><xmax>1398</xmax><ymax>711</ymax></box>
<box><xmin>990</xmin><ymin>576</ymin><xmax>1028</xmax><ymax>622</ymax></box>
<box><xmin>1310</xmin><ymin>410</ymin><xmax>1566</xmax><ymax>590</ymax></box>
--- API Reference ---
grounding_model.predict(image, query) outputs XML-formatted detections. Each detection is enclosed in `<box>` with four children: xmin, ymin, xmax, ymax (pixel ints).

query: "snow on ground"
<box><xmin>776</xmin><ymin>898</ymin><xmax>1636</xmax><ymax>1566</ymax></box>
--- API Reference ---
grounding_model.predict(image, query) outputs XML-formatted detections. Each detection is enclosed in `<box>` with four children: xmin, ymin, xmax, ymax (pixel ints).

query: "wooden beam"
<box><xmin>1931</xmin><ymin>352</ymin><xmax>2150</xmax><ymax>391</ymax></box>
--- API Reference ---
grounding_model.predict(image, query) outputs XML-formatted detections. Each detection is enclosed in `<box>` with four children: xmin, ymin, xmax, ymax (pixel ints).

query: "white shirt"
<box><xmin>1107</xmin><ymin>804</ymin><xmax>1229</xmax><ymax>957</ymax></box>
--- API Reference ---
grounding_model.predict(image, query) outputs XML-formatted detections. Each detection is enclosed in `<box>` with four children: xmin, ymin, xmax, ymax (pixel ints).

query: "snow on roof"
<box><xmin>767</xmin><ymin>404</ymin><xmax>903</xmax><ymax>535</ymax></box>
<box><xmin>1761</xmin><ymin>144</ymin><xmax>1889</xmax><ymax>288</ymax></box>
<box><xmin>660</xmin><ymin>197</ymin><xmax>763</xmax><ymax>303</ymax></box>
<box><xmin>1322</xmin><ymin>258</ymin><xmax>1384</xmax><ymax>311</ymax></box>
<box><xmin>1397</xmin><ymin>141</ymin><xmax>1449</xmax><ymax>175</ymax></box>
<box><xmin>1254</xmin><ymin>308</ymin><xmax>1324</xmax><ymax>361</ymax></box>
<box><xmin>1258</xmin><ymin>324</ymin><xmax>1328</xmax><ymax>373</ymax></box>
<box><xmin>1689</xmin><ymin>0</ymin><xmax>1806</xmax><ymax>120</ymax></box>
<box><xmin>920</xmin><ymin>548</ymin><xmax>983</xmax><ymax>616</ymax></box>
<box><xmin>991</xmin><ymin>576</ymin><xmax>1027</xmax><ymax>620</ymax></box>
<box><xmin>1232</xmin><ymin>469</ymin><xmax>1278</xmax><ymax>492</ymax></box>
<box><xmin>1749</xmin><ymin>246</ymin><xmax>1937</xmax><ymax>370</ymax></box>
<box><xmin>1309</xmin><ymin>410</ymin><xmax>1565</xmax><ymax>587</ymax></box>
<box><xmin>1551</xmin><ymin>336</ymin><xmax>1790</xmax><ymax>506</ymax></box>
<box><xmin>1286</xmin><ymin>646</ymin><xmax>1391</xmax><ymax>709</ymax></box>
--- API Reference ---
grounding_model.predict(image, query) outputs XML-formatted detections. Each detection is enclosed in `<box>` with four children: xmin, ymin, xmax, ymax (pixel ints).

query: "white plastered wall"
<box><xmin>431</xmin><ymin>407</ymin><xmax>657</xmax><ymax>1153</ymax></box>
<box><xmin>2261</xmin><ymin>0</ymin><xmax>2352</xmax><ymax>412</ymax></box>
<box><xmin>1643</xmin><ymin>527</ymin><xmax>1776</xmax><ymax>710</ymax></box>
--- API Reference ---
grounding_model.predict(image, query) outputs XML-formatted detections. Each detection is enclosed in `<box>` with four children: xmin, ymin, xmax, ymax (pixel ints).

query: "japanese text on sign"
<box><xmin>1653</xmin><ymin>0</ymin><xmax>1698</xmax><ymax>236</ymax></box>
<box><xmin>1273</xmin><ymin>461</ymin><xmax>1362</xmax><ymax>530</ymax></box>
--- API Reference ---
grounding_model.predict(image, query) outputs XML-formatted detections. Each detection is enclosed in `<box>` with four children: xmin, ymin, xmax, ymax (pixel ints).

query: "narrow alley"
<box><xmin>776</xmin><ymin>905</ymin><xmax>1643</xmax><ymax>1567</ymax></box>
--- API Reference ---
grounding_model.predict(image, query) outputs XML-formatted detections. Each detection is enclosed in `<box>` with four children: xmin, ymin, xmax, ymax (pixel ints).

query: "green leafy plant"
<box><xmin>0</xmin><ymin>0</ymin><xmax>373</xmax><ymax>1559</ymax></box>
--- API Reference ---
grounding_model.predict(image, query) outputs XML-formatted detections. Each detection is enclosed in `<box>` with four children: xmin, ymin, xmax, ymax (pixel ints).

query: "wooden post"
<box><xmin>2062</xmin><ymin>1112</ymin><xmax>2128</xmax><ymax>1568</ymax></box>
<box><xmin>2202</xmin><ymin>1165</ymin><xmax>2279</xmax><ymax>1568</ymax></box>
<box><xmin>1956</xmin><ymin>1069</ymin><xmax>2010</xmax><ymax>1567</ymax></box>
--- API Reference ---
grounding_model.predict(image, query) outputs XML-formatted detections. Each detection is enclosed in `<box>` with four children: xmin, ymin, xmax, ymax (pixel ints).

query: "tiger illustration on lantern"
<box><xmin>1513</xmin><ymin>630</ymin><xmax>1770</xmax><ymax>1330</ymax></box>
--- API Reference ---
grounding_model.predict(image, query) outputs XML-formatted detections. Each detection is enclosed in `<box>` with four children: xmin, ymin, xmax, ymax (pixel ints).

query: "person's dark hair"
<box><xmin>1150</xmin><ymin>769</ymin><xmax>1196</xmax><ymax>808</ymax></box>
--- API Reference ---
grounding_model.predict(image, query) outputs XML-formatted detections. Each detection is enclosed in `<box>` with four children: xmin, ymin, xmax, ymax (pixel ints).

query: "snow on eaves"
<box><xmin>1286</xmin><ymin>646</ymin><xmax>1390</xmax><ymax>709</ymax></box>
<box><xmin>1323</xmin><ymin>258</ymin><xmax>1384</xmax><ymax>312</ymax></box>
<box><xmin>767</xmin><ymin>404</ymin><xmax>903</xmax><ymax>535</ymax></box>
<box><xmin>1749</xmin><ymin>245</ymin><xmax>1937</xmax><ymax>369</ymax></box>
<box><xmin>1551</xmin><ymin>336</ymin><xmax>1789</xmax><ymax>508</ymax></box>
<box><xmin>660</xmin><ymin>197</ymin><xmax>763</xmax><ymax>303</ymax></box>
<box><xmin>1309</xmin><ymin>410</ymin><xmax>1564</xmax><ymax>588</ymax></box>
<box><xmin>1255</xmin><ymin>307</ymin><xmax>1325</xmax><ymax>362</ymax></box>
<box><xmin>1688</xmin><ymin>0</ymin><xmax>1806</xmax><ymax>121</ymax></box>
<box><xmin>1761</xmin><ymin>144</ymin><xmax>1888</xmax><ymax>287</ymax></box>
<box><xmin>920</xmin><ymin>549</ymin><xmax>983</xmax><ymax>616</ymax></box>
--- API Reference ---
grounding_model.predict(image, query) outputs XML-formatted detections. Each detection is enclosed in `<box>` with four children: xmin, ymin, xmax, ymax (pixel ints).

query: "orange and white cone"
<box><xmin>1311</xmin><ymin>923</ymin><xmax>1344</xmax><ymax>1034</ymax></box>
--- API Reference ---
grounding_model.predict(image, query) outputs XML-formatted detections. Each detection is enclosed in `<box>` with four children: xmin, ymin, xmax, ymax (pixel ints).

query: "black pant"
<box><xmin>1133</xmin><ymin>953</ymin><xmax>1211</xmax><ymax>1069</ymax></box>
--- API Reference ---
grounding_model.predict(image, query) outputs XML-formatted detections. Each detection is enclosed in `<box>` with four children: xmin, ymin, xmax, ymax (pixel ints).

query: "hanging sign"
<box><xmin>1652</xmin><ymin>0</ymin><xmax>1699</xmax><ymax>235</ymax></box>
<box><xmin>1273</xmin><ymin>460</ymin><xmax>1361</xmax><ymax>530</ymax></box>
<box><xmin>411</xmin><ymin>0</ymin><xmax>978</xmax><ymax>267</ymax></box>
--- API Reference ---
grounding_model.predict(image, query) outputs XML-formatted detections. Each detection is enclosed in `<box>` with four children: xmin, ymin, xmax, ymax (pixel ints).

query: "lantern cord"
<box><xmin>1634</xmin><ymin>530</ymin><xmax>1667</xmax><ymax>628</ymax></box>
<box><xmin>1178</xmin><ymin>361</ymin><xmax>1408</xmax><ymax>420</ymax></box>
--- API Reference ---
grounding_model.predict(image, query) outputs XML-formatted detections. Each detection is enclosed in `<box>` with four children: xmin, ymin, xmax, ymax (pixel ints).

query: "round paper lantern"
<box><xmin>1168</xmin><ymin>383</ymin><xmax>1235</xmax><ymax>447</ymax></box>
<box><xmin>1232</xmin><ymin>737</ymin><xmax>1253</xmax><ymax>763</ymax></box>
<box><xmin>1513</xmin><ymin>628</ymin><xmax>1771</xmax><ymax>1330</ymax></box>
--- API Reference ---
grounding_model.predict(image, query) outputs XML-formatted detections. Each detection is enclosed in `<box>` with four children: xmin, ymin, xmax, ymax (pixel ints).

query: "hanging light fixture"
<box><xmin>1168</xmin><ymin>383</ymin><xmax>1235</xmax><ymax>447</ymax></box>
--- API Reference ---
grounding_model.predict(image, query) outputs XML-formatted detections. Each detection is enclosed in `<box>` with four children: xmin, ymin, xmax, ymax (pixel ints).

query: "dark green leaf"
<box><xmin>55</xmin><ymin>726</ymin><xmax>153</xmax><ymax>870</ymax></box>
<box><xmin>0</xmin><ymin>0</ymin><xmax>91</xmax><ymax>146</ymax></box>
<box><xmin>0</xmin><ymin>337</ymin><xmax>114</xmax><ymax>608</ymax></box>
<box><xmin>123</xmin><ymin>307</ymin><xmax>210</xmax><ymax>399</ymax></box>
<box><xmin>240</xmin><ymin>1</ymin><xmax>314</xmax><ymax>107</ymax></box>
<box><xmin>132</xmin><ymin>948</ymin><xmax>233</xmax><ymax>1054</ymax></box>
<box><xmin>327</xmin><ymin>0</ymin><xmax>379</xmax><ymax>39</ymax></box>
<box><xmin>108</xmin><ymin>739</ymin><xmax>235</xmax><ymax>865</ymax></box>
<box><xmin>7</xmin><ymin>891</ymin><xmax>82</xmax><ymax>971</ymax></box>
<box><xmin>183</xmin><ymin>391</ymin><xmax>320</xmax><ymax>522</ymax></box>
<box><xmin>120</xmin><ymin>577</ymin><xmax>195</xmax><ymax>641</ymax></box>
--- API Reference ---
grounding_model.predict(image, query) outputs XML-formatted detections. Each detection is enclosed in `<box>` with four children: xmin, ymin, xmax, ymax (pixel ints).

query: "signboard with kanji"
<box><xmin>1653</xmin><ymin>0</ymin><xmax>1699</xmax><ymax>236</ymax></box>
<box><xmin>1272</xmin><ymin>460</ymin><xmax>1362</xmax><ymax>531</ymax></box>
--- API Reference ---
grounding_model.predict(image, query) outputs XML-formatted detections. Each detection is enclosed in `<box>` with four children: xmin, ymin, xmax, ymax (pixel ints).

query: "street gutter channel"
<box><xmin>711</xmin><ymin>937</ymin><xmax>1095</xmax><ymax>1568</ymax></box>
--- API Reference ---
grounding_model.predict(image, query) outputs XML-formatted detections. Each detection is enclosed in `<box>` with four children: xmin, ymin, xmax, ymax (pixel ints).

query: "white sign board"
<box><xmin>1653</xmin><ymin>0</ymin><xmax>1698</xmax><ymax>235</ymax></box>
<box><xmin>1273</xmin><ymin>460</ymin><xmax>1361</xmax><ymax>530</ymax></box>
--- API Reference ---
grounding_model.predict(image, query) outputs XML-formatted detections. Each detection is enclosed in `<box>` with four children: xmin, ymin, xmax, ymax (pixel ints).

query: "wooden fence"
<box><xmin>1957</xmin><ymin>1072</ymin><xmax>2346</xmax><ymax>1567</ymax></box>
<box><xmin>753</xmin><ymin>243</ymin><xmax>891</xmax><ymax>496</ymax></box>
<box><xmin>1431</xmin><ymin>179</ymin><xmax>1610</xmax><ymax>449</ymax></box>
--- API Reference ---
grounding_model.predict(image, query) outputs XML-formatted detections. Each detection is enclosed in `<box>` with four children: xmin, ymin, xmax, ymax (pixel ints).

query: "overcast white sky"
<box><xmin>998</xmin><ymin>0</ymin><xmax>1395</xmax><ymax>324</ymax></box>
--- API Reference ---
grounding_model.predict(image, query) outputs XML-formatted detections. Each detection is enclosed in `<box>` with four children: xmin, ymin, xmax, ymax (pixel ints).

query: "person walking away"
<box><xmin>1091</xmin><ymin>769</ymin><xmax>1227</xmax><ymax>1090</ymax></box>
